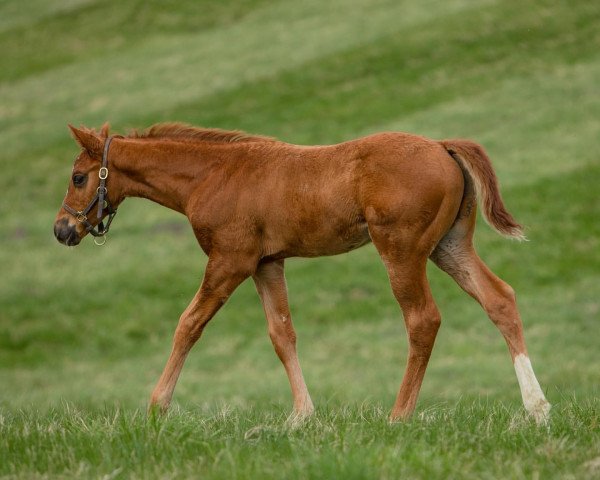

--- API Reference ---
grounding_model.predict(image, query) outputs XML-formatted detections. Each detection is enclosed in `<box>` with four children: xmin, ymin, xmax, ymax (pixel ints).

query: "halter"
<box><xmin>62</xmin><ymin>136</ymin><xmax>118</xmax><ymax>245</ymax></box>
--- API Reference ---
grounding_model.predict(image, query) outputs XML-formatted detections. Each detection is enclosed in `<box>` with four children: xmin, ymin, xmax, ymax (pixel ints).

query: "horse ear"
<box><xmin>99</xmin><ymin>122</ymin><xmax>110</xmax><ymax>138</ymax></box>
<box><xmin>68</xmin><ymin>124</ymin><xmax>103</xmax><ymax>158</ymax></box>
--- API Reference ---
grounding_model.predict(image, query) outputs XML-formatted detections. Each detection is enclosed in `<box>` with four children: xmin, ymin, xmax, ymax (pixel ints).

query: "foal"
<box><xmin>54</xmin><ymin>123</ymin><xmax>550</xmax><ymax>423</ymax></box>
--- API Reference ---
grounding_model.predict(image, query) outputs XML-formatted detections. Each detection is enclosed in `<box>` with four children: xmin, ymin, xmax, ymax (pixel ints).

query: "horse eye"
<box><xmin>72</xmin><ymin>174</ymin><xmax>87</xmax><ymax>187</ymax></box>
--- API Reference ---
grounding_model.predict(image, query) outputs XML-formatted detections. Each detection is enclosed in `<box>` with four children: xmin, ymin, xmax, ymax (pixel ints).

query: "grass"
<box><xmin>1</xmin><ymin>0</ymin><xmax>599</xmax><ymax>478</ymax></box>
<box><xmin>2</xmin><ymin>402</ymin><xmax>599</xmax><ymax>479</ymax></box>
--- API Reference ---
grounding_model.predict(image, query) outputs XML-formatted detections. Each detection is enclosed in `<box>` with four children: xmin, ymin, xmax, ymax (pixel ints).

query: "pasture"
<box><xmin>1</xmin><ymin>0</ymin><xmax>599</xmax><ymax>478</ymax></box>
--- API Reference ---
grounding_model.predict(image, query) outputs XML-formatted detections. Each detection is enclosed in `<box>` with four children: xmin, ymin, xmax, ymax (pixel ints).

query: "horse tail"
<box><xmin>440</xmin><ymin>139</ymin><xmax>525</xmax><ymax>240</ymax></box>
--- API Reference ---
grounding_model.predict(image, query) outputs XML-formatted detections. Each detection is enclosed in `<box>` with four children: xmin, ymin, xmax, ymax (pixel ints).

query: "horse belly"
<box><xmin>265</xmin><ymin>213</ymin><xmax>371</xmax><ymax>259</ymax></box>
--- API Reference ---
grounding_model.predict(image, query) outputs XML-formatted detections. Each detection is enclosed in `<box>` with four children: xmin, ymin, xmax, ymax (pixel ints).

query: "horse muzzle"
<box><xmin>54</xmin><ymin>218</ymin><xmax>82</xmax><ymax>246</ymax></box>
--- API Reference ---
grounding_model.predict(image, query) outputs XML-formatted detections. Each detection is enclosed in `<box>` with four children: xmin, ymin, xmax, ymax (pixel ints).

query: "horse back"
<box><xmin>187</xmin><ymin>132</ymin><xmax>464</xmax><ymax>259</ymax></box>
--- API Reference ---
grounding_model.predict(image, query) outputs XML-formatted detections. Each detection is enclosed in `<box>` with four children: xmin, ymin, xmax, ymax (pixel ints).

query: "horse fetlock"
<box><xmin>287</xmin><ymin>400</ymin><xmax>315</xmax><ymax>428</ymax></box>
<box><xmin>514</xmin><ymin>354</ymin><xmax>550</xmax><ymax>424</ymax></box>
<box><xmin>389</xmin><ymin>407</ymin><xmax>413</xmax><ymax>423</ymax></box>
<box><xmin>149</xmin><ymin>390</ymin><xmax>172</xmax><ymax>413</ymax></box>
<box><xmin>148</xmin><ymin>401</ymin><xmax>169</xmax><ymax>417</ymax></box>
<box><xmin>294</xmin><ymin>395</ymin><xmax>314</xmax><ymax>415</ymax></box>
<box><xmin>527</xmin><ymin>398</ymin><xmax>551</xmax><ymax>425</ymax></box>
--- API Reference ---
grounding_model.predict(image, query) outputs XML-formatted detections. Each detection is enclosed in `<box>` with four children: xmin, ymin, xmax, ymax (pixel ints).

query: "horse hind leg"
<box><xmin>430</xmin><ymin>215</ymin><xmax>551</xmax><ymax>423</ymax></box>
<box><xmin>386</xmin><ymin>258</ymin><xmax>441</xmax><ymax>421</ymax></box>
<box><xmin>368</xmin><ymin>220</ymin><xmax>443</xmax><ymax>421</ymax></box>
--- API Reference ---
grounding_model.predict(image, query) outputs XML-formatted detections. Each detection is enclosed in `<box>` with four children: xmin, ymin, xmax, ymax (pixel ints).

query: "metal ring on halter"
<box><xmin>76</xmin><ymin>212</ymin><xmax>87</xmax><ymax>223</ymax></box>
<box><xmin>94</xmin><ymin>235</ymin><xmax>107</xmax><ymax>246</ymax></box>
<box><xmin>97</xmin><ymin>186</ymin><xmax>107</xmax><ymax>195</ymax></box>
<box><xmin>99</xmin><ymin>167</ymin><xmax>109</xmax><ymax>179</ymax></box>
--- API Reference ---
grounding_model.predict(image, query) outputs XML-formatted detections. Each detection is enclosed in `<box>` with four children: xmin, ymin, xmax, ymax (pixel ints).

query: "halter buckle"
<box><xmin>99</xmin><ymin>167</ymin><xmax>108</xmax><ymax>179</ymax></box>
<box><xmin>76</xmin><ymin>212</ymin><xmax>87</xmax><ymax>223</ymax></box>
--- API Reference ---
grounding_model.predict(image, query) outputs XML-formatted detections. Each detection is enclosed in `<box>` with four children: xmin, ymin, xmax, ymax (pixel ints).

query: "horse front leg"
<box><xmin>253</xmin><ymin>259</ymin><xmax>314</xmax><ymax>422</ymax></box>
<box><xmin>149</xmin><ymin>254</ymin><xmax>253</xmax><ymax>413</ymax></box>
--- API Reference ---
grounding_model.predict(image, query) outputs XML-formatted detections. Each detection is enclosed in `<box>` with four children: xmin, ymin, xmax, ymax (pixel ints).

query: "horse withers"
<box><xmin>54</xmin><ymin>122</ymin><xmax>551</xmax><ymax>423</ymax></box>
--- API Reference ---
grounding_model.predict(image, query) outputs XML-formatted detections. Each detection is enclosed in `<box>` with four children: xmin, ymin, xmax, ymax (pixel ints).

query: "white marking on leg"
<box><xmin>513</xmin><ymin>354</ymin><xmax>551</xmax><ymax>423</ymax></box>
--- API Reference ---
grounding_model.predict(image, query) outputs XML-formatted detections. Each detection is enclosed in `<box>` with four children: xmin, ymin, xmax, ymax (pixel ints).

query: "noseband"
<box><xmin>62</xmin><ymin>136</ymin><xmax>118</xmax><ymax>245</ymax></box>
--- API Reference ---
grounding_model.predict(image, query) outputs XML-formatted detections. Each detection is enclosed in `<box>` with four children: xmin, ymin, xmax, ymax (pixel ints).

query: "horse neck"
<box><xmin>112</xmin><ymin>139</ymin><xmax>214</xmax><ymax>214</ymax></box>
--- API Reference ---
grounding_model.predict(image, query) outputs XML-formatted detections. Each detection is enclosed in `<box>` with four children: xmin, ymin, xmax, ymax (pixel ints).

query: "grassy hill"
<box><xmin>1</xmin><ymin>0</ymin><xmax>599</xmax><ymax>478</ymax></box>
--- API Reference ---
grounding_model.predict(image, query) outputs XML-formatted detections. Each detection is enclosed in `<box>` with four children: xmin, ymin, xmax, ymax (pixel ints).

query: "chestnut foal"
<box><xmin>54</xmin><ymin>123</ymin><xmax>550</xmax><ymax>423</ymax></box>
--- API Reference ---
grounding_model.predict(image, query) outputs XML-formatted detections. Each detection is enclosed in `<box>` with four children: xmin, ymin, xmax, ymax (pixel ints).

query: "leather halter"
<box><xmin>62</xmin><ymin>136</ymin><xmax>118</xmax><ymax>245</ymax></box>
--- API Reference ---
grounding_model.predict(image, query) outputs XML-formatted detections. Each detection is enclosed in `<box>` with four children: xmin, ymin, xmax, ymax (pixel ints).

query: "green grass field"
<box><xmin>1</xmin><ymin>0</ymin><xmax>599</xmax><ymax>478</ymax></box>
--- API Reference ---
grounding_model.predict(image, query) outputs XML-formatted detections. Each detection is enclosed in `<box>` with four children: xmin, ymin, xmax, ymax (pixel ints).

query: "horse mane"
<box><xmin>129</xmin><ymin>122</ymin><xmax>277</xmax><ymax>144</ymax></box>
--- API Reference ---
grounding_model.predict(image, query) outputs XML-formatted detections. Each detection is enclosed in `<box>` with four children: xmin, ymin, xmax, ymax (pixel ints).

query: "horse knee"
<box><xmin>174</xmin><ymin>312</ymin><xmax>206</xmax><ymax>345</ymax></box>
<box><xmin>268</xmin><ymin>318</ymin><xmax>297</xmax><ymax>362</ymax></box>
<box><xmin>406</xmin><ymin>304</ymin><xmax>441</xmax><ymax>352</ymax></box>
<box><xmin>269</xmin><ymin>320</ymin><xmax>296</xmax><ymax>346</ymax></box>
<box><xmin>496</xmin><ymin>282</ymin><xmax>516</xmax><ymax>306</ymax></box>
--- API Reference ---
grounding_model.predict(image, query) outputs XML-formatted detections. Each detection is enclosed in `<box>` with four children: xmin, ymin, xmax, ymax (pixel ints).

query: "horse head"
<box><xmin>54</xmin><ymin>123</ymin><xmax>119</xmax><ymax>246</ymax></box>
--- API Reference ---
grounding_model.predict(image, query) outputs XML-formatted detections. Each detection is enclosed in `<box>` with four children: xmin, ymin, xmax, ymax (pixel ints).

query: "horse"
<box><xmin>54</xmin><ymin>122</ymin><xmax>551</xmax><ymax>423</ymax></box>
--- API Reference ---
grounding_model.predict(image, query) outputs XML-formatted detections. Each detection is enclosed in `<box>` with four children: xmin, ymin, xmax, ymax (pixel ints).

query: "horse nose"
<box><xmin>54</xmin><ymin>218</ymin><xmax>70</xmax><ymax>242</ymax></box>
<box><xmin>54</xmin><ymin>218</ymin><xmax>79</xmax><ymax>245</ymax></box>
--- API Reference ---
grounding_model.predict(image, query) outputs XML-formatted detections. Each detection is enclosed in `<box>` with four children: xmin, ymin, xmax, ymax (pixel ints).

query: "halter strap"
<box><xmin>97</xmin><ymin>136</ymin><xmax>113</xmax><ymax>220</ymax></box>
